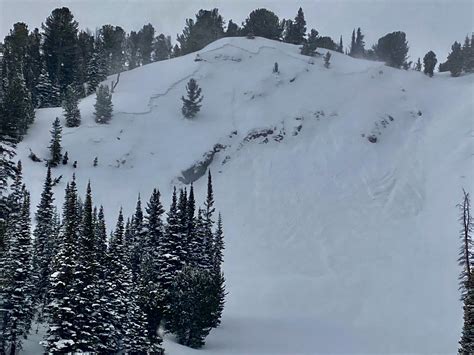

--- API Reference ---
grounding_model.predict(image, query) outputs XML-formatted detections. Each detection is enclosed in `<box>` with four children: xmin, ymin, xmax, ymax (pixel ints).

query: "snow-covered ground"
<box><xmin>18</xmin><ymin>37</ymin><xmax>474</xmax><ymax>354</ymax></box>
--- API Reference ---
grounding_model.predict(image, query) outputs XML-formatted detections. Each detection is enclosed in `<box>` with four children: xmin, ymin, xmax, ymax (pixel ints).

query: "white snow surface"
<box><xmin>18</xmin><ymin>37</ymin><xmax>474</xmax><ymax>354</ymax></box>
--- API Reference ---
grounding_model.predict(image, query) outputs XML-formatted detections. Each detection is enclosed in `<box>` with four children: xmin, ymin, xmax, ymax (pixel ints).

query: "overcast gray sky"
<box><xmin>0</xmin><ymin>0</ymin><xmax>472</xmax><ymax>62</ymax></box>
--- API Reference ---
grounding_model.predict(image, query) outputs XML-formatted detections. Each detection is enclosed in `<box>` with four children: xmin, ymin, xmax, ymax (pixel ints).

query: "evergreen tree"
<box><xmin>72</xmin><ymin>182</ymin><xmax>100</xmax><ymax>352</ymax></box>
<box><xmin>337</xmin><ymin>36</ymin><xmax>344</xmax><ymax>53</ymax></box>
<box><xmin>203</xmin><ymin>171</ymin><xmax>215</xmax><ymax>270</ymax></box>
<box><xmin>48</xmin><ymin>117</ymin><xmax>62</xmax><ymax>166</ymax></box>
<box><xmin>126</xmin><ymin>31</ymin><xmax>140</xmax><ymax>70</ymax></box>
<box><xmin>447</xmin><ymin>41</ymin><xmax>463</xmax><ymax>77</ymax></box>
<box><xmin>86</xmin><ymin>40</ymin><xmax>108</xmax><ymax>95</ymax></box>
<box><xmin>284</xmin><ymin>7</ymin><xmax>306</xmax><ymax>44</ymax></box>
<box><xmin>242</xmin><ymin>8</ymin><xmax>282</xmax><ymax>40</ymax></box>
<box><xmin>458</xmin><ymin>190</ymin><xmax>474</xmax><ymax>354</ymax></box>
<box><xmin>423</xmin><ymin>51</ymin><xmax>437</xmax><ymax>77</ymax></box>
<box><xmin>94</xmin><ymin>84</ymin><xmax>113</xmax><ymax>124</ymax></box>
<box><xmin>350</xmin><ymin>28</ymin><xmax>366</xmax><ymax>58</ymax></box>
<box><xmin>159</xmin><ymin>188</ymin><xmax>184</xmax><ymax>312</ymax></box>
<box><xmin>138</xmin><ymin>24</ymin><xmax>155</xmax><ymax>65</ymax></box>
<box><xmin>130</xmin><ymin>195</ymin><xmax>147</xmax><ymax>281</ymax></box>
<box><xmin>324</xmin><ymin>51</ymin><xmax>331</xmax><ymax>68</ymax></box>
<box><xmin>44</xmin><ymin>178</ymin><xmax>80</xmax><ymax>353</ymax></box>
<box><xmin>63</xmin><ymin>85</ymin><xmax>81</xmax><ymax>127</ymax></box>
<box><xmin>186</xmin><ymin>184</ymin><xmax>198</xmax><ymax>266</ymax></box>
<box><xmin>1</xmin><ymin>71</ymin><xmax>35</xmax><ymax>142</ymax></box>
<box><xmin>181</xmin><ymin>78</ymin><xmax>203</xmax><ymax>119</ymax></box>
<box><xmin>167</xmin><ymin>266</ymin><xmax>218</xmax><ymax>348</ymax></box>
<box><xmin>374</xmin><ymin>31</ymin><xmax>409</xmax><ymax>68</ymax></box>
<box><xmin>32</xmin><ymin>167</ymin><xmax>55</xmax><ymax>312</ymax></box>
<box><xmin>350</xmin><ymin>29</ymin><xmax>356</xmax><ymax>57</ymax></box>
<box><xmin>171</xmin><ymin>44</ymin><xmax>181</xmax><ymax>58</ymax></box>
<box><xmin>0</xmin><ymin>167</ymin><xmax>34</xmax><ymax>355</ymax></box>
<box><xmin>76</xmin><ymin>30</ymin><xmax>95</xmax><ymax>96</ymax></box>
<box><xmin>42</xmin><ymin>7</ymin><xmax>79</xmax><ymax>94</ymax></box>
<box><xmin>25</xmin><ymin>28</ymin><xmax>43</xmax><ymax>107</ymax></box>
<box><xmin>99</xmin><ymin>25</ymin><xmax>126</xmax><ymax>75</ymax></box>
<box><xmin>0</xmin><ymin>136</ymin><xmax>16</xmax><ymax>247</ymax></box>
<box><xmin>415</xmin><ymin>57</ymin><xmax>422</xmax><ymax>71</ymax></box>
<box><xmin>301</xmin><ymin>29</ymin><xmax>318</xmax><ymax>56</ymax></box>
<box><xmin>36</xmin><ymin>66</ymin><xmax>61</xmax><ymax>108</ymax></box>
<box><xmin>177</xmin><ymin>9</ymin><xmax>225</xmax><ymax>55</ymax></box>
<box><xmin>226</xmin><ymin>20</ymin><xmax>240</xmax><ymax>37</ymax></box>
<box><xmin>210</xmin><ymin>213</ymin><xmax>226</xmax><ymax>327</ymax></box>
<box><xmin>462</xmin><ymin>34</ymin><xmax>474</xmax><ymax>72</ymax></box>
<box><xmin>153</xmin><ymin>34</ymin><xmax>172</xmax><ymax>62</ymax></box>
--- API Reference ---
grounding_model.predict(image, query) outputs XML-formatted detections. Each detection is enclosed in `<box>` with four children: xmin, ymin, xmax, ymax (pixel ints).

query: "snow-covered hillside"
<box><xmin>19</xmin><ymin>37</ymin><xmax>474</xmax><ymax>354</ymax></box>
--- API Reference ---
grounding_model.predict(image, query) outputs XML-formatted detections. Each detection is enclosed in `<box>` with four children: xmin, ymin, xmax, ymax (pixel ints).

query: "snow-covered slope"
<box><xmin>19</xmin><ymin>37</ymin><xmax>474</xmax><ymax>354</ymax></box>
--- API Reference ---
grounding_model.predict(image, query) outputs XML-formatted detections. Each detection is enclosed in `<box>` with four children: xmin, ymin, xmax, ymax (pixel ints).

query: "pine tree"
<box><xmin>42</xmin><ymin>7</ymin><xmax>79</xmax><ymax>94</ymax></box>
<box><xmin>374</xmin><ymin>31</ymin><xmax>409</xmax><ymax>68</ymax></box>
<box><xmin>423</xmin><ymin>51</ymin><xmax>437</xmax><ymax>77</ymax></box>
<box><xmin>86</xmin><ymin>41</ymin><xmax>108</xmax><ymax>95</ymax></box>
<box><xmin>324</xmin><ymin>51</ymin><xmax>332</xmax><ymax>68</ymax></box>
<box><xmin>159</xmin><ymin>188</ymin><xmax>184</xmax><ymax>313</ymax></box>
<box><xmin>242</xmin><ymin>8</ymin><xmax>282</xmax><ymax>40</ymax></box>
<box><xmin>167</xmin><ymin>266</ymin><xmax>218</xmax><ymax>348</ymax></box>
<box><xmin>48</xmin><ymin>117</ymin><xmax>62</xmax><ymax>166</ymax></box>
<box><xmin>126</xmin><ymin>31</ymin><xmax>140</xmax><ymax>69</ymax></box>
<box><xmin>130</xmin><ymin>195</ymin><xmax>147</xmax><ymax>281</ymax></box>
<box><xmin>350</xmin><ymin>29</ymin><xmax>356</xmax><ymax>57</ymax></box>
<box><xmin>186</xmin><ymin>184</ymin><xmax>198</xmax><ymax>266</ymax></box>
<box><xmin>415</xmin><ymin>57</ymin><xmax>422</xmax><ymax>71</ymax></box>
<box><xmin>63</xmin><ymin>85</ymin><xmax>81</xmax><ymax>127</ymax></box>
<box><xmin>99</xmin><ymin>25</ymin><xmax>126</xmax><ymax>75</ymax></box>
<box><xmin>210</xmin><ymin>213</ymin><xmax>226</xmax><ymax>327</ymax></box>
<box><xmin>153</xmin><ymin>34</ymin><xmax>172</xmax><ymax>62</ymax></box>
<box><xmin>137</xmin><ymin>188</ymin><xmax>165</xmax><ymax>347</ymax></box>
<box><xmin>32</xmin><ymin>167</ymin><xmax>56</xmax><ymax>312</ymax></box>
<box><xmin>337</xmin><ymin>36</ymin><xmax>344</xmax><ymax>53</ymax></box>
<box><xmin>181</xmin><ymin>78</ymin><xmax>203</xmax><ymax>119</ymax></box>
<box><xmin>447</xmin><ymin>41</ymin><xmax>464</xmax><ymax>77</ymax></box>
<box><xmin>285</xmin><ymin>7</ymin><xmax>306</xmax><ymax>44</ymax></box>
<box><xmin>1</xmin><ymin>71</ymin><xmax>35</xmax><ymax>142</ymax></box>
<box><xmin>458</xmin><ymin>190</ymin><xmax>474</xmax><ymax>354</ymax></box>
<box><xmin>462</xmin><ymin>34</ymin><xmax>474</xmax><ymax>73</ymax></box>
<box><xmin>226</xmin><ymin>20</ymin><xmax>240</xmax><ymax>37</ymax></box>
<box><xmin>203</xmin><ymin>171</ymin><xmax>215</xmax><ymax>270</ymax></box>
<box><xmin>138</xmin><ymin>24</ymin><xmax>155</xmax><ymax>65</ymax></box>
<box><xmin>44</xmin><ymin>178</ymin><xmax>80</xmax><ymax>353</ymax></box>
<box><xmin>72</xmin><ymin>182</ymin><xmax>100</xmax><ymax>352</ymax></box>
<box><xmin>26</xmin><ymin>28</ymin><xmax>43</xmax><ymax>107</ymax></box>
<box><xmin>301</xmin><ymin>29</ymin><xmax>318</xmax><ymax>56</ymax></box>
<box><xmin>35</xmin><ymin>66</ymin><xmax>61</xmax><ymax>108</ymax></box>
<box><xmin>0</xmin><ymin>137</ymin><xmax>16</xmax><ymax>245</ymax></box>
<box><xmin>94</xmin><ymin>84</ymin><xmax>113</xmax><ymax>124</ymax></box>
<box><xmin>0</xmin><ymin>166</ymin><xmax>34</xmax><ymax>355</ymax></box>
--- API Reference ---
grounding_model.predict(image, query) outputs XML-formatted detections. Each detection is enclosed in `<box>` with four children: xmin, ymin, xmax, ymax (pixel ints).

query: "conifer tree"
<box><xmin>285</xmin><ymin>7</ymin><xmax>306</xmax><ymax>44</ymax></box>
<box><xmin>32</xmin><ymin>167</ymin><xmax>55</xmax><ymax>311</ymax></box>
<box><xmin>203</xmin><ymin>171</ymin><xmax>216</xmax><ymax>270</ymax></box>
<box><xmin>130</xmin><ymin>195</ymin><xmax>147</xmax><ymax>281</ymax></box>
<box><xmin>63</xmin><ymin>85</ymin><xmax>81</xmax><ymax>127</ymax></box>
<box><xmin>167</xmin><ymin>266</ymin><xmax>218</xmax><ymax>348</ymax></box>
<box><xmin>36</xmin><ymin>67</ymin><xmax>60</xmax><ymax>108</ymax></box>
<box><xmin>447</xmin><ymin>41</ymin><xmax>463</xmax><ymax>77</ymax></box>
<box><xmin>186</xmin><ymin>184</ymin><xmax>198</xmax><ymax>266</ymax></box>
<box><xmin>301</xmin><ymin>29</ymin><xmax>318</xmax><ymax>56</ymax></box>
<box><xmin>0</xmin><ymin>137</ymin><xmax>16</xmax><ymax>245</ymax></box>
<box><xmin>86</xmin><ymin>41</ymin><xmax>108</xmax><ymax>95</ymax></box>
<box><xmin>153</xmin><ymin>34</ymin><xmax>172</xmax><ymax>62</ymax></box>
<box><xmin>210</xmin><ymin>212</ymin><xmax>226</xmax><ymax>327</ymax></box>
<box><xmin>48</xmin><ymin>117</ymin><xmax>62</xmax><ymax>166</ymax></box>
<box><xmin>415</xmin><ymin>57</ymin><xmax>422</xmax><ymax>71</ymax></box>
<box><xmin>337</xmin><ymin>36</ymin><xmax>344</xmax><ymax>53</ymax></box>
<box><xmin>226</xmin><ymin>20</ymin><xmax>240</xmax><ymax>37</ymax></box>
<box><xmin>423</xmin><ymin>51</ymin><xmax>437</xmax><ymax>77</ymax></box>
<box><xmin>242</xmin><ymin>8</ymin><xmax>282</xmax><ymax>40</ymax></box>
<box><xmin>459</xmin><ymin>190</ymin><xmax>474</xmax><ymax>354</ymax></box>
<box><xmin>72</xmin><ymin>182</ymin><xmax>100</xmax><ymax>352</ymax></box>
<box><xmin>181</xmin><ymin>78</ymin><xmax>203</xmax><ymax>119</ymax></box>
<box><xmin>138</xmin><ymin>24</ymin><xmax>155</xmax><ymax>65</ymax></box>
<box><xmin>463</xmin><ymin>34</ymin><xmax>474</xmax><ymax>73</ymax></box>
<box><xmin>94</xmin><ymin>84</ymin><xmax>113</xmax><ymax>124</ymax></box>
<box><xmin>374</xmin><ymin>31</ymin><xmax>409</xmax><ymax>68</ymax></box>
<box><xmin>44</xmin><ymin>178</ymin><xmax>80</xmax><ymax>353</ymax></box>
<box><xmin>0</xmin><ymin>167</ymin><xmax>34</xmax><ymax>355</ymax></box>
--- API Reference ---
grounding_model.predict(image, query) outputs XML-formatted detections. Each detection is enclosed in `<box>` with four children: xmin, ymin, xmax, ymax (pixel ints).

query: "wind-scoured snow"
<box><xmin>19</xmin><ymin>37</ymin><xmax>474</xmax><ymax>354</ymax></box>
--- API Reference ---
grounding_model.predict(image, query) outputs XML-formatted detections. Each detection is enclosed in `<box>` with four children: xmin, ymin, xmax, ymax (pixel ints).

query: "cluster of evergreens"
<box><xmin>1</xmin><ymin>6</ymin><xmax>472</xmax><ymax>143</ymax></box>
<box><xmin>0</xmin><ymin>139</ymin><xmax>226</xmax><ymax>353</ymax></box>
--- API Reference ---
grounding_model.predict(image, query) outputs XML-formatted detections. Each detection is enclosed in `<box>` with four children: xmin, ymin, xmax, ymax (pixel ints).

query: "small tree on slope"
<box><xmin>48</xmin><ymin>117</ymin><xmax>62</xmax><ymax>167</ymax></box>
<box><xmin>63</xmin><ymin>85</ymin><xmax>81</xmax><ymax>127</ymax></box>
<box><xmin>94</xmin><ymin>84</ymin><xmax>113</xmax><ymax>124</ymax></box>
<box><xmin>423</xmin><ymin>51</ymin><xmax>437</xmax><ymax>77</ymax></box>
<box><xmin>181</xmin><ymin>78</ymin><xmax>203</xmax><ymax>119</ymax></box>
<box><xmin>459</xmin><ymin>190</ymin><xmax>474</xmax><ymax>354</ymax></box>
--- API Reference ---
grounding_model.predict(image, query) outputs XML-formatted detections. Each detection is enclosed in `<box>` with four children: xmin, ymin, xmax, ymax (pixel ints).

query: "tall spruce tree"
<box><xmin>447</xmin><ymin>41</ymin><xmax>463</xmax><ymax>77</ymax></box>
<box><xmin>374</xmin><ymin>31</ymin><xmax>409</xmax><ymax>68</ymax></box>
<box><xmin>459</xmin><ymin>190</ymin><xmax>474</xmax><ymax>354</ymax></box>
<box><xmin>153</xmin><ymin>34</ymin><xmax>172</xmax><ymax>62</ymax></box>
<box><xmin>48</xmin><ymin>117</ymin><xmax>62</xmax><ymax>166</ymax></box>
<box><xmin>0</xmin><ymin>136</ymin><xmax>16</xmax><ymax>248</ymax></box>
<box><xmin>462</xmin><ymin>34</ymin><xmax>474</xmax><ymax>73</ymax></box>
<box><xmin>210</xmin><ymin>212</ymin><xmax>226</xmax><ymax>328</ymax></box>
<box><xmin>63</xmin><ymin>85</ymin><xmax>81</xmax><ymax>127</ymax></box>
<box><xmin>36</xmin><ymin>66</ymin><xmax>61</xmax><ymax>108</ymax></box>
<box><xmin>0</xmin><ymin>166</ymin><xmax>34</xmax><ymax>355</ymax></box>
<box><xmin>181</xmin><ymin>78</ymin><xmax>203</xmax><ymax>119</ymax></box>
<box><xmin>337</xmin><ymin>36</ymin><xmax>344</xmax><ymax>53</ymax></box>
<box><xmin>44</xmin><ymin>178</ymin><xmax>80</xmax><ymax>353</ymax></box>
<box><xmin>94</xmin><ymin>84</ymin><xmax>113</xmax><ymax>124</ymax></box>
<box><xmin>42</xmin><ymin>7</ymin><xmax>79</xmax><ymax>94</ymax></box>
<box><xmin>285</xmin><ymin>7</ymin><xmax>306</xmax><ymax>44</ymax></box>
<box><xmin>301</xmin><ymin>29</ymin><xmax>318</xmax><ymax>56</ymax></box>
<box><xmin>242</xmin><ymin>8</ymin><xmax>282</xmax><ymax>40</ymax></box>
<box><xmin>32</xmin><ymin>167</ymin><xmax>55</xmax><ymax>311</ymax></box>
<box><xmin>138</xmin><ymin>24</ymin><xmax>155</xmax><ymax>65</ymax></box>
